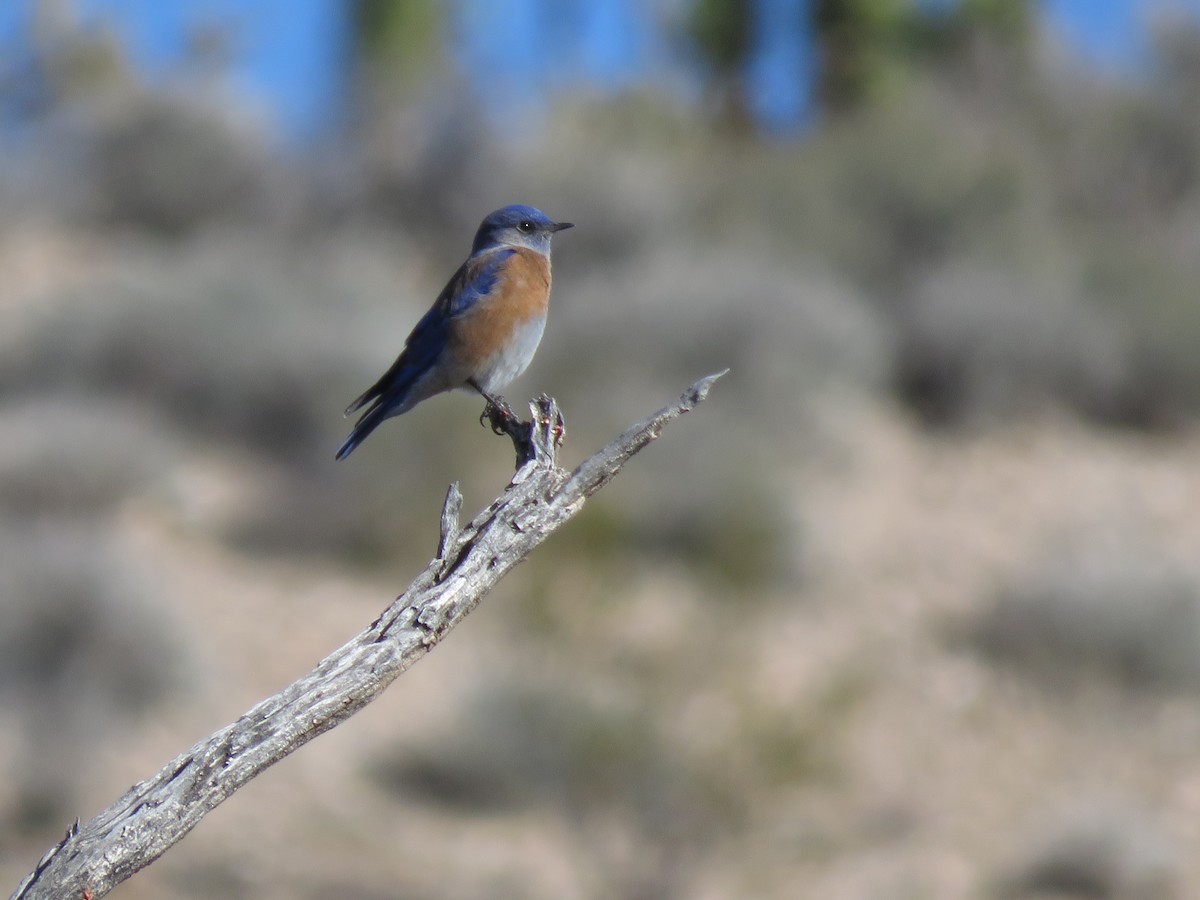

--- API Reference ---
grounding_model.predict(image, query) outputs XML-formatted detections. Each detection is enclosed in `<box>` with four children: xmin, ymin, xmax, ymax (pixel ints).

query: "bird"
<box><xmin>336</xmin><ymin>204</ymin><xmax>573</xmax><ymax>460</ymax></box>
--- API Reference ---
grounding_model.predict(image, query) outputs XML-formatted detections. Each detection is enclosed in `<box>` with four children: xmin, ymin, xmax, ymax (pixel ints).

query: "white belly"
<box><xmin>472</xmin><ymin>315</ymin><xmax>547</xmax><ymax>394</ymax></box>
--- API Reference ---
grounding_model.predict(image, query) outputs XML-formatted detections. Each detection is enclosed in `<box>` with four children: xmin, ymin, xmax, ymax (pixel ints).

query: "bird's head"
<box><xmin>471</xmin><ymin>204</ymin><xmax>573</xmax><ymax>255</ymax></box>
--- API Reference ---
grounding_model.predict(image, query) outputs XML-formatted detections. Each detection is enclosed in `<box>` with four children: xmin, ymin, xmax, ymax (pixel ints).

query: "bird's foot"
<box><xmin>480</xmin><ymin>396</ymin><xmax>520</xmax><ymax>436</ymax></box>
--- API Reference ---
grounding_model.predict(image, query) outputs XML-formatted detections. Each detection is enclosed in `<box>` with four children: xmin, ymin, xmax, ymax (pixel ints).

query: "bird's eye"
<box><xmin>517</xmin><ymin>220</ymin><xmax>534</xmax><ymax>233</ymax></box>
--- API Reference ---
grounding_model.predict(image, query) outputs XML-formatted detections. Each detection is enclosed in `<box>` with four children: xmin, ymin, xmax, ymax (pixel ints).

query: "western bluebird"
<box><xmin>336</xmin><ymin>204</ymin><xmax>573</xmax><ymax>460</ymax></box>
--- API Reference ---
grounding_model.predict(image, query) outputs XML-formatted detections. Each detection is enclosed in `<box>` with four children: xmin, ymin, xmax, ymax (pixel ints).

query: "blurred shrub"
<box><xmin>366</xmin><ymin>678</ymin><xmax>727</xmax><ymax>897</ymax></box>
<box><xmin>0</xmin><ymin>525</ymin><xmax>186</xmax><ymax>831</ymax></box>
<box><xmin>0</xmin><ymin>527</ymin><xmax>178</xmax><ymax>710</ymax></box>
<box><xmin>369</xmin><ymin>679</ymin><xmax>699</xmax><ymax>825</ymax></box>
<box><xmin>549</xmin><ymin>481</ymin><xmax>790</xmax><ymax>591</ymax></box>
<box><xmin>1048</xmin><ymin>25</ymin><xmax>1200</xmax><ymax>228</ymax></box>
<box><xmin>1084</xmin><ymin>246</ymin><xmax>1200</xmax><ymax>429</ymax></box>
<box><xmin>998</xmin><ymin>803</ymin><xmax>1178</xmax><ymax>899</ymax></box>
<box><xmin>791</xmin><ymin>27</ymin><xmax>1200</xmax><ymax>428</ymax></box>
<box><xmin>896</xmin><ymin>262</ymin><xmax>1138</xmax><ymax>427</ymax></box>
<box><xmin>162</xmin><ymin>862</ymin><xmax>259</xmax><ymax>900</ymax></box>
<box><xmin>687</xmin><ymin>0</ymin><xmax>754</xmax><ymax>126</ymax></box>
<box><xmin>785</xmin><ymin>85</ymin><xmax>1055</xmax><ymax>294</ymax></box>
<box><xmin>76</xmin><ymin>93</ymin><xmax>282</xmax><ymax>236</ymax></box>
<box><xmin>551</xmin><ymin>245</ymin><xmax>892</xmax><ymax>428</ymax></box>
<box><xmin>970</xmin><ymin>533</ymin><xmax>1200</xmax><ymax>693</ymax></box>
<box><xmin>0</xmin><ymin>397</ymin><xmax>176</xmax><ymax>516</ymax></box>
<box><xmin>1</xmin><ymin>239</ymin><xmax>347</xmax><ymax>456</ymax></box>
<box><xmin>813</xmin><ymin>0</ymin><xmax>1034</xmax><ymax>112</ymax></box>
<box><xmin>356</xmin><ymin>0</ymin><xmax>443</xmax><ymax>77</ymax></box>
<box><xmin>813</xmin><ymin>0</ymin><xmax>920</xmax><ymax>110</ymax></box>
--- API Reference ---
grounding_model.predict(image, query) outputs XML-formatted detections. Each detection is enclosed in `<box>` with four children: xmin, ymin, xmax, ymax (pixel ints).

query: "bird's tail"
<box><xmin>335</xmin><ymin>402</ymin><xmax>389</xmax><ymax>461</ymax></box>
<box><xmin>343</xmin><ymin>388</ymin><xmax>373</xmax><ymax>417</ymax></box>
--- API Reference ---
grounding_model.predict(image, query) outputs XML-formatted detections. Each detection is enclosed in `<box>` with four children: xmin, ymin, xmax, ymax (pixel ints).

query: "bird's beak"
<box><xmin>550</xmin><ymin>221</ymin><xmax>574</xmax><ymax>232</ymax></box>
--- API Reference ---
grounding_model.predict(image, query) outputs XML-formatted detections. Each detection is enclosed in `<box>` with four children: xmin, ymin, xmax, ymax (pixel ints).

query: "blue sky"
<box><xmin>1043</xmin><ymin>0</ymin><xmax>1200</xmax><ymax>70</ymax></box>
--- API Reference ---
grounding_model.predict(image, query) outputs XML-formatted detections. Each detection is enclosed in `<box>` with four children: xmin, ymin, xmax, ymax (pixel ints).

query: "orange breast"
<box><xmin>449</xmin><ymin>248</ymin><xmax>551</xmax><ymax>368</ymax></box>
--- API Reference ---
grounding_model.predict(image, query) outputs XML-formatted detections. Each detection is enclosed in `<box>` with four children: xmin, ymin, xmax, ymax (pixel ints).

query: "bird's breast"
<box><xmin>449</xmin><ymin>249</ymin><xmax>551</xmax><ymax>382</ymax></box>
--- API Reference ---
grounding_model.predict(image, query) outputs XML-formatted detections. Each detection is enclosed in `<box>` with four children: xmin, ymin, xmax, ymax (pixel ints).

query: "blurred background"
<box><xmin>2</xmin><ymin>0</ymin><xmax>1200</xmax><ymax>897</ymax></box>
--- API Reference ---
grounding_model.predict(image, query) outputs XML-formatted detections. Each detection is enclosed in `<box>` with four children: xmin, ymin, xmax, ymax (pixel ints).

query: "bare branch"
<box><xmin>10</xmin><ymin>372</ymin><xmax>726</xmax><ymax>900</ymax></box>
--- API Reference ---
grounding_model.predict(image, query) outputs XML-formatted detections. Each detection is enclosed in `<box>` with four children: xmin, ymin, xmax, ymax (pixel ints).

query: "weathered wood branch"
<box><xmin>10</xmin><ymin>371</ymin><xmax>726</xmax><ymax>900</ymax></box>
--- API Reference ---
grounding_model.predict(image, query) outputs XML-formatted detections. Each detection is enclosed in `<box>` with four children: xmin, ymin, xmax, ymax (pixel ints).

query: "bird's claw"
<box><xmin>480</xmin><ymin>397</ymin><xmax>519</xmax><ymax>436</ymax></box>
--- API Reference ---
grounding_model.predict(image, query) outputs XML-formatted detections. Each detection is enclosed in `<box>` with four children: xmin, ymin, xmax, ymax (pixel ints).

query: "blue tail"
<box><xmin>335</xmin><ymin>402</ymin><xmax>390</xmax><ymax>460</ymax></box>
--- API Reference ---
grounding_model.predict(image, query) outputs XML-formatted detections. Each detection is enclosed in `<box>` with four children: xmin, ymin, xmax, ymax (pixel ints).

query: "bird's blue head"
<box><xmin>471</xmin><ymin>204</ymin><xmax>573</xmax><ymax>256</ymax></box>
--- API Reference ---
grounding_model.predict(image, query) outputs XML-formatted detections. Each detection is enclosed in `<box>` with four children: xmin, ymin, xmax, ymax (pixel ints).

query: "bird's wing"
<box><xmin>437</xmin><ymin>247</ymin><xmax>516</xmax><ymax>318</ymax></box>
<box><xmin>342</xmin><ymin>248</ymin><xmax>515</xmax><ymax>417</ymax></box>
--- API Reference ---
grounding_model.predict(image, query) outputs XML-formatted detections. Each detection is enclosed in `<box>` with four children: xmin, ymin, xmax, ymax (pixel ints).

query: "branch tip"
<box><xmin>684</xmin><ymin>369</ymin><xmax>729</xmax><ymax>408</ymax></box>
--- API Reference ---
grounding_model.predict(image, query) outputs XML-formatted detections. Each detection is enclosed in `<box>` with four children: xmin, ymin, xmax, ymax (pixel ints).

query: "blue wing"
<box><xmin>441</xmin><ymin>246</ymin><xmax>515</xmax><ymax>317</ymax></box>
<box><xmin>399</xmin><ymin>245</ymin><xmax>513</xmax><ymax>360</ymax></box>
<box><xmin>336</xmin><ymin>248</ymin><xmax>515</xmax><ymax>459</ymax></box>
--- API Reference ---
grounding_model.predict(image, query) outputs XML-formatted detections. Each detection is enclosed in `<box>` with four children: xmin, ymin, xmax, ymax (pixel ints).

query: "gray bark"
<box><xmin>10</xmin><ymin>372</ymin><xmax>726</xmax><ymax>900</ymax></box>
